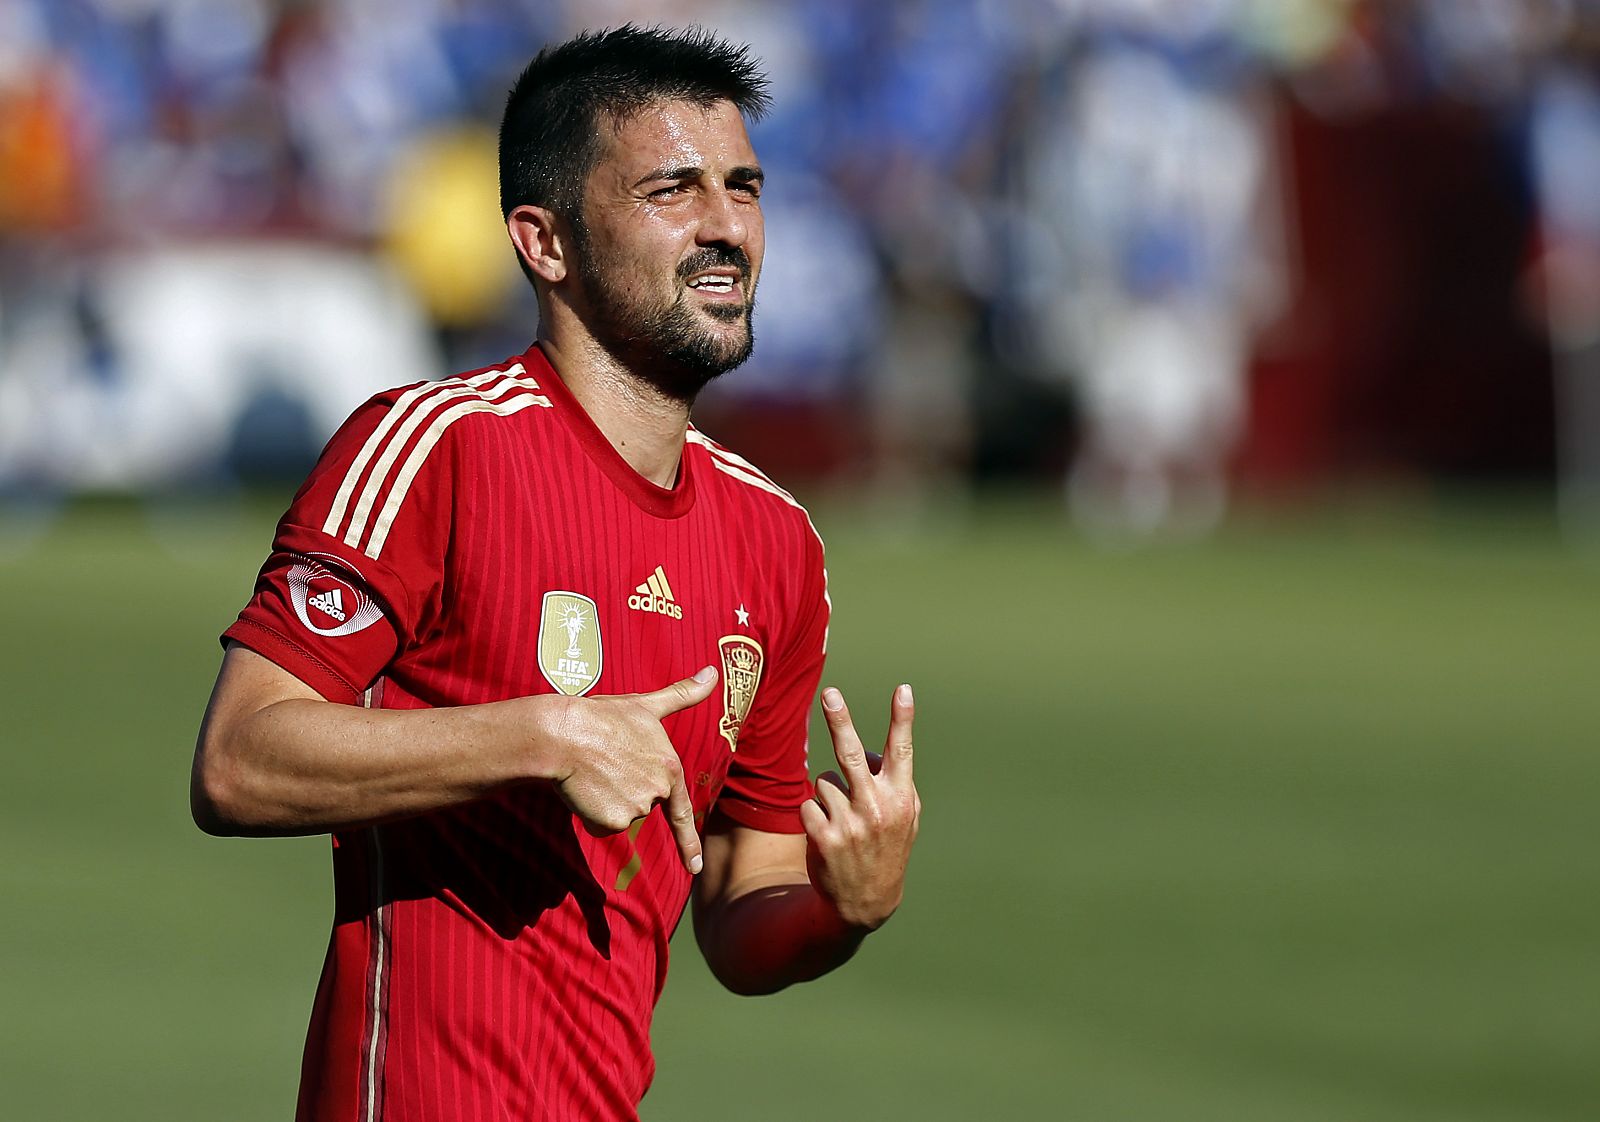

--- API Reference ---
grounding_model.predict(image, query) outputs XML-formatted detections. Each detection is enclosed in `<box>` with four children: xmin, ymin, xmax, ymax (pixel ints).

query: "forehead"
<box><xmin>593</xmin><ymin>98</ymin><xmax>757</xmax><ymax>178</ymax></box>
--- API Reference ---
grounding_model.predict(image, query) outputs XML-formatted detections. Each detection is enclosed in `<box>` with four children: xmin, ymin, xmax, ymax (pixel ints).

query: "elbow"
<box><xmin>190</xmin><ymin>762</ymin><xmax>237</xmax><ymax>836</ymax></box>
<box><xmin>190</xmin><ymin>738</ymin><xmax>250</xmax><ymax>836</ymax></box>
<box><xmin>191</xmin><ymin>801</ymin><xmax>232</xmax><ymax>837</ymax></box>
<box><xmin>695</xmin><ymin>923</ymin><xmax>797</xmax><ymax>997</ymax></box>
<box><xmin>696</xmin><ymin>895</ymin><xmax>865</xmax><ymax>996</ymax></box>
<box><xmin>709</xmin><ymin>964</ymin><xmax>791</xmax><ymax>998</ymax></box>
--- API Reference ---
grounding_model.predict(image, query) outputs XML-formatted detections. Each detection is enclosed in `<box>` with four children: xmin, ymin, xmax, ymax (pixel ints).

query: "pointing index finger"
<box><xmin>640</xmin><ymin>666</ymin><xmax>718</xmax><ymax>720</ymax></box>
<box><xmin>661</xmin><ymin>768</ymin><xmax>703</xmax><ymax>875</ymax></box>
<box><xmin>821</xmin><ymin>687</ymin><xmax>874</xmax><ymax>792</ymax></box>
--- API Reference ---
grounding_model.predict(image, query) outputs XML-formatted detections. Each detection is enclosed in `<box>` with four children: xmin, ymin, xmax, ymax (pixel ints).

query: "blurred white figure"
<box><xmin>97</xmin><ymin>243</ymin><xmax>440</xmax><ymax>485</ymax></box>
<box><xmin>0</xmin><ymin>261</ymin><xmax>106</xmax><ymax>492</ymax></box>
<box><xmin>1526</xmin><ymin>44</ymin><xmax>1600</xmax><ymax>540</ymax></box>
<box><xmin>1029</xmin><ymin>0</ymin><xmax>1280</xmax><ymax>540</ymax></box>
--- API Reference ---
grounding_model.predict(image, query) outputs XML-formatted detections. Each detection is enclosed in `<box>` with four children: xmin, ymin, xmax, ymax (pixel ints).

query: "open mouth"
<box><xmin>686</xmin><ymin>272</ymin><xmax>741</xmax><ymax>297</ymax></box>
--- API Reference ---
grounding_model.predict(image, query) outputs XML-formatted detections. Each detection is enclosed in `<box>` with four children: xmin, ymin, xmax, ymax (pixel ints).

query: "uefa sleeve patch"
<box><xmin>287</xmin><ymin>553</ymin><xmax>386</xmax><ymax>637</ymax></box>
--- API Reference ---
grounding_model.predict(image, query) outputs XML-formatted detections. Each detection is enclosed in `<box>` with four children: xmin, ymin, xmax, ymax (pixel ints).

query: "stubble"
<box><xmin>575</xmin><ymin>234</ymin><xmax>757</xmax><ymax>403</ymax></box>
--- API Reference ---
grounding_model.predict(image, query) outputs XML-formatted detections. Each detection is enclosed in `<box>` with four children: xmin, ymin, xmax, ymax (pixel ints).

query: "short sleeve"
<box><xmin>223</xmin><ymin>388</ymin><xmax>453</xmax><ymax>702</ymax></box>
<box><xmin>712</xmin><ymin>523</ymin><xmax>828</xmax><ymax>833</ymax></box>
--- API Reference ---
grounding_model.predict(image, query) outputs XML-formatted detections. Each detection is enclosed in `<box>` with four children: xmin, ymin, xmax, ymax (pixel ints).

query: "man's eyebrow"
<box><xmin>633</xmin><ymin>164</ymin><xmax>765</xmax><ymax>188</ymax></box>
<box><xmin>634</xmin><ymin>165</ymin><xmax>701</xmax><ymax>188</ymax></box>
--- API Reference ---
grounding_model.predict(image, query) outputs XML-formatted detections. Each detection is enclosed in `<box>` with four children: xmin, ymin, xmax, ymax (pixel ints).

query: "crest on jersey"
<box><xmin>717</xmin><ymin>635</ymin><xmax>765</xmax><ymax>752</ymax></box>
<box><xmin>538</xmin><ymin>591</ymin><xmax>603</xmax><ymax>696</ymax></box>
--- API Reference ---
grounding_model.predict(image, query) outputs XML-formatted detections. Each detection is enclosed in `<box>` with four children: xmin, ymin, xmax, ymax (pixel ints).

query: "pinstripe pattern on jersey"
<box><xmin>235</xmin><ymin>347</ymin><xmax>832</xmax><ymax>1119</ymax></box>
<box><xmin>363</xmin><ymin>392</ymin><xmax>547</xmax><ymax>559</ymax></box>
<box><xmin>358</xmin><ymin>829</ymin><xmax>389</xmax><ymax>1122</ymax></box>
<box><xmin>317</xmin><ymin>362</ymin><xmax>552</xmax><ymax>559</ymax></box>
<box><xmin>322</xmin><ymin>365</ymin><xmax>526</xmax><ymax>538</ymax></box>
<box><xmin>358</xmin><ymin>680</ymin><xmax>391</xmax><ymax>1122</ymax></box>
<box><xmin>685</xmin><ymin>428</ymin><xmax>805</xmax><ymax>509</ymax></box>
<box><xmin>343</xmin><ymin>376</ymin><xmax>548</xmax><ymax>553</ymax></box>
<box><xmin>686</xmin><ymin>429</ymin><xmax>832</xmax><ymax>649</ymax></box>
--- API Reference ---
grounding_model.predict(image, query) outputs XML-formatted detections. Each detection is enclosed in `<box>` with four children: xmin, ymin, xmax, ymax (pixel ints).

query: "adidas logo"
<box><xmin>628</xmin><ymin>565</ymin><xmax>683</xmax><ymax>620</ymax></box>
<box><xmin>307</xmin><ymin>588</ymin><xmax>347</xmax><ymax>622</ymax></box>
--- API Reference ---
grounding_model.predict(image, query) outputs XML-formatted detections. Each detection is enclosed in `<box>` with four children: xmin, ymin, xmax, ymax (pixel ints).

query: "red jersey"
<box><xmin>223</xmin><ymin>343</ymin><xmax>829</xmax><ymax>1121</ymax></box>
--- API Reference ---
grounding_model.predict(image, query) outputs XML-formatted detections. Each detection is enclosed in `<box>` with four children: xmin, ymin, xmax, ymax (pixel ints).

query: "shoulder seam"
<box><xmin>685</xmin><ymin>429</ymin><xmax>805</xmax><ymax>509</ymax></box>
<box><xmin>684</xmin><ymin>428</ymin><xmax>823</xmax><ymax>542</ymax></box>
<box><xmin>686</xmin><ymin>428</ymin><xmax>830</xmax><ymax>650</ymax></box>
<box><xmin>320</xmin><ymin>361</ymin><xmax>551</xmax><ymax>559</ymax></box>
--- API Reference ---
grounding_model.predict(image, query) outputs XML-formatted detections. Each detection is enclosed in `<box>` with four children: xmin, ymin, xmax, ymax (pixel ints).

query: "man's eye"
<box><xmin>649</xmin><ymin>185</ymin><xmax>682</xmax><ymax>198</ymax></box>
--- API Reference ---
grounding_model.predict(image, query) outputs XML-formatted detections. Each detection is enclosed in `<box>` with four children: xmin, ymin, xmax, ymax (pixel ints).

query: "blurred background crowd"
<box><xmin>1</xmin><ymin>0</ymin><xmax>1598</xmax><ymax>539</ymax></box>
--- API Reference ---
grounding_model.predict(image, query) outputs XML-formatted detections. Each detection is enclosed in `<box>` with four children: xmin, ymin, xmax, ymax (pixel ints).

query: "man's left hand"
<box><xmin>800</xmin><ymin>683</ymin><xmax>921</xmax><ymax>930</ymax></box>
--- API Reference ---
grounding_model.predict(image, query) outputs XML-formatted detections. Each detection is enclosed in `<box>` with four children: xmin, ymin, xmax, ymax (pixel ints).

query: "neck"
<box><xmin>537</xmin><ymin>333</ymin><xmax>691</xmax><ymax>489</ymax></box>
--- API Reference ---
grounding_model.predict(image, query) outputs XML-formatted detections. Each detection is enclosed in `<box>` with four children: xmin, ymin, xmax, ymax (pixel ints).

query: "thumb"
<box><xmin>639</xmin><ymin>665</ymin><xmax>719</xmax><ymax>718</ymax></box>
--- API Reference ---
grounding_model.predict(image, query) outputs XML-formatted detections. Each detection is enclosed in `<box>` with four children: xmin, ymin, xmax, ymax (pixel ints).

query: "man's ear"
<box><xmin>507</xmin><ymin>204</ymin><xmax>569</xmax><ymax>284</ymax></box>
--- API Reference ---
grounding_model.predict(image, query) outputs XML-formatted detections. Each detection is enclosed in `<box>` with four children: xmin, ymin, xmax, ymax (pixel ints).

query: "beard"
<box><xmin>574</xmin><ymin>238</ymin><xmax>757</xmax><ymax>403</ymax></box>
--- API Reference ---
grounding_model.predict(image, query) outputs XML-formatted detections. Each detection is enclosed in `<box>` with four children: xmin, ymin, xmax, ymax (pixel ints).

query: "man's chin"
<box><xmin>699</xmin><ymin>300</ymin><xmax>749</xmax><ymax>325</ymax></box>
<box><xmin>649</xmin><ymin>324</ymin><xmax>753</xmax><ymax>401</ymax></box>
<box><xmin>685</xmin><ymin>307</ymin><xmax>754</xmax><ymax>367</ymax></box>
<box><xmin>587</xmin><ymin>291</ymin><xmax>754</xmax><ymax>400</ymax></box>
<box><xmin>678</xmin><ymin>335</ymin><xmax>753</xmax><ymax>381</ymax></box>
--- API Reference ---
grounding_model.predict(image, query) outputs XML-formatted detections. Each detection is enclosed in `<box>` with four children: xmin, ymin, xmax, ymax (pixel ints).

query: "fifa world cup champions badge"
<box><xmin>537</xmin><ymin>591</ymin><xmax>603</xmax><ymax>696</ymax></box>
<box><xmin>717</xmin><ymin>635</ymin><xmax>764</xmax><ymax>752</ymax></box>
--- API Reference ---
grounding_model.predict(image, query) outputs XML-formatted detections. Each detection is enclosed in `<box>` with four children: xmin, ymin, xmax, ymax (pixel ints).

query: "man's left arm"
<box><xmin>692</xmin><ymin>683</ymin><xmax>920</xmax><ymax>995</ymax></box>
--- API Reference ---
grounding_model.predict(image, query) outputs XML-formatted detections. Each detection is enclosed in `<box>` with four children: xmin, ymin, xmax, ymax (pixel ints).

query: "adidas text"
<box><xmin>308</xmin><ymin>589</ymin><xmax>347</xmax><ymax>622</ymax></box>
<box><xmin>628</xmin><ymin>593</ymin><xmax>683</xmax><ymax>619</ymax></box>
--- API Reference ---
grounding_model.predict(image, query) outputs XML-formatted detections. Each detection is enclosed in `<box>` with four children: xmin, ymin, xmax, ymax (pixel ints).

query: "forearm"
<box><xmin>693</xmin><ymin>684</ymin><xmax>920</xmax><ymax>995</ymax></box>
<box><xmin>194</xmin><ymin>645</ymin><xmax>716</xmax><ymax>853</ymax></box>
<box><xmin>695</xmin><ymin>871</ymin><xmax>868</xmax><ymax>995</ymax></box>
<box><xmin>194</xmin><ymin>694</ymin><xmax>554</xmax><ymax>837</ymax></box>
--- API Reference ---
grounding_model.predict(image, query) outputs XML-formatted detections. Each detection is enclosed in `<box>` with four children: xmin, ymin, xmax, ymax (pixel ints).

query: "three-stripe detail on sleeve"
<box><xmin>685</xmin><ymin>428</ymin><xmax>805</xmax><ymax>510</ymax></box>
<box><xmin>685</xmin><ymin>428</ymin><xmax>832</xmax><ymax>651</ymax></box>
<box><xmin>323</xmin><ymin>363</ymin><xmax>551</xmax><ymax>559</ymax></box>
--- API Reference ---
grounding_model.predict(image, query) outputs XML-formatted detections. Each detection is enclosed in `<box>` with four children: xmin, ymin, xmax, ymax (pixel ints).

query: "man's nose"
<box><xmin>697</xmin><ymin>185</ymin><xmax>751</xmax><ymax>247</ymax></box>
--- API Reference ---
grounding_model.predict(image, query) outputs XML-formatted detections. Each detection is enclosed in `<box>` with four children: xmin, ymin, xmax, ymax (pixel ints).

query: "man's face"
<box><xmin>569</xmin><ymin>98</ymin><xmax>765</xmax><ymax>400</ymax></box>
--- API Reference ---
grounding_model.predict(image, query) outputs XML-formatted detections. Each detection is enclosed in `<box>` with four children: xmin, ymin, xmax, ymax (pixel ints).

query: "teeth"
<box><xmin>690</xmin><ymin>276</ymin><xmax>735</xmax><ymax>291</ymax></box>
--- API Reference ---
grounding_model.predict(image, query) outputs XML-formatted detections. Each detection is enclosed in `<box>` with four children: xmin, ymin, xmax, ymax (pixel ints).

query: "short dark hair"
<box><xmin>499</xmin><ymin>24</ymin><xmax>771</xmax><ymax>223</ymax></box>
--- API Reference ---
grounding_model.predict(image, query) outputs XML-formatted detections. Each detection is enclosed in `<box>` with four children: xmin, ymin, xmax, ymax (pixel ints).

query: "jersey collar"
<box><xmin>522</xmin><ymin>343</ymin><xmax>697</xmax><ymax>520</ymax></box>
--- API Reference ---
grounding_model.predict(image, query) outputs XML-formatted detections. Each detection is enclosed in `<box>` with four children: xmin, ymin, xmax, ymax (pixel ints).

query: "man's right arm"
<box><xmin>191</xmin><ymin>643</ymin><xmax>715</xmax><ymax>873</ymax></box>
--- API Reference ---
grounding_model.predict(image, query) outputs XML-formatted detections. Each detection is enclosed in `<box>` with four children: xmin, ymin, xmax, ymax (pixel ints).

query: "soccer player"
<box><xmin>190</xmin><ymin>24</ymin><xmax>921</xmax><ymax>1122</ymax></box>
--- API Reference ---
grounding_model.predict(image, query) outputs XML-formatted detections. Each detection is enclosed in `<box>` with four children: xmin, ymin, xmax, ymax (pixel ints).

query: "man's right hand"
<box><xmin>538</xmin><ymin>665</ymin><xmax>719</xmax><ymax>874</ymax></box>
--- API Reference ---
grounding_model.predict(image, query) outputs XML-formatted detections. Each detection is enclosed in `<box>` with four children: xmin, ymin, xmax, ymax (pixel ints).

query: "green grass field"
<box><xmin>3</xmin><ymin>494</ymin><xmax>1596</xmax><ymax>1121</ymax></box>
